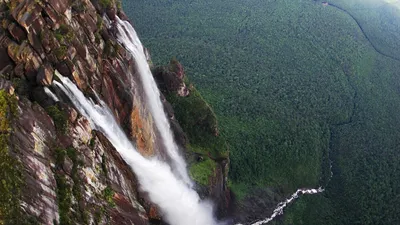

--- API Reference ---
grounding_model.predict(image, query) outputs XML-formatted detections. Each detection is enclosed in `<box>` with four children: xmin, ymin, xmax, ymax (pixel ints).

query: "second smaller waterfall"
<box><xmin>53</xmin><ymin>74</ymin><xmax>218</xmax><ymax>225</ymax></box>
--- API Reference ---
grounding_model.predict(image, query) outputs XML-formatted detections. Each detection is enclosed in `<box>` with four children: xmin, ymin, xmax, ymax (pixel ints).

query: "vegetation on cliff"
<box><xmin>0</xmin><ymin>90</ymin><xmax>29</xmax><ymax>224</ymax></box>
<box><xmin>46</xmin><ymin>105</ymin><xmax>68</xmax><ymax>134</ymax></box>
<box><xmin>168</xmin><ymin>85</ymin><xmax>223</xmax><ymax>185</ymax></box>
<box><xmin>154</xmin><ymin>60</ymin><xmax>228</xmax><ymax>186</ymax></box>
<box><xmin>54</xmin><ymin>147</ymin><xmax>90</xmax><ymax>225</ymax></box>
<box><xmin>124</xmin><ymin>0</ymin><xmax>400</xmax><ymax>223</ymax></box>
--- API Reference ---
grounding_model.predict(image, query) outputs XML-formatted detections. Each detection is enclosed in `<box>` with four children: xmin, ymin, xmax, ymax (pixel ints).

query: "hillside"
<box><xmin>123</xmin><ymin>0</ymin><xmax>400</xmax><ymax>224</ymax></box>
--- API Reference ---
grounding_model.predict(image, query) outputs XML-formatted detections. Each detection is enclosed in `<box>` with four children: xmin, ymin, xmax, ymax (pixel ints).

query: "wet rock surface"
<box><xmin>0</xmin><ymin>0</ymin><xmax>230</xmax><ymax>223</ymax></box>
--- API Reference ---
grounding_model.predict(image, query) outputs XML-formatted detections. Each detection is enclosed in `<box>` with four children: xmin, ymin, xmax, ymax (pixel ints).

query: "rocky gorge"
<box><xmin>0</xmin><ymin>0</ymin><xmax>230</xmax><ymax>224</ymax></box>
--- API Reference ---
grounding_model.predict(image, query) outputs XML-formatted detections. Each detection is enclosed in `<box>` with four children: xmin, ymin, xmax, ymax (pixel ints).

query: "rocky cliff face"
<box><xmin>0</xmin><ymin>0</ymin><xmax>229</xmax><ymax>224</ymax></box>
<box><xmin>153</xmin><ymin>60</ymin><xmax>231</xmax><ymax>219</ymax></box>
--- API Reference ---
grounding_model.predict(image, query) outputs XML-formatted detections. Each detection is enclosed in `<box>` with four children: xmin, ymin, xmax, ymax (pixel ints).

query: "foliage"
<box><xmin>123</xmin><ymin>0</ymin><xmax>400</xmax><ymax>223</ymax></box>
<box><xmin>0</xmin><ymin>90</ymin><xmax>22</xmax><ymax>224</ymax></box>
<box><xmin>166</xmin><ymin>82</ymin><xmax>228</xmax><ymax>159</ymax></box>
<box><xmin>189</xmin><ymin>158</ymin><xmax>216</xmax><ymax>186</ymax></box>
<box><xmin>116</xmin><ymin>0</ymin><xmax>122</xmax><ymax>10</ymax></box>
<box><xmin>54</xmin><ymin>32</ymin><xmax>63</xmax><ymax>42</ymax></box>
<box><xmin>103</xmin><ymin>187</ymin><xmax>115</xmax><ymax>208</ymax></box>
<box><xmin>0</xmin><ymin>90</ymin><xmax>16</xmax><ymax>132</ymax></box>
<box><xmin>153</xmin><ymin>61</ymin><xmax>229</xmax><ymax>185</ymax></box>
<box><xmin>96</xmin><ymin>14</ymin><xmax>104</xmax><ymax>31</ymax></box>
<box><xmin>156</xmin><ymin>63</ymin><xmax>228</xmax><ymax>185</ymax></box>
<box><xmin>0</xmin><ymin>91</ymin><xmax>42</xmax><ymax>224</ymax></box>
<box><xmin>54</xmin><ymin>46</ymin><xmax>68</xmax><ymax>60</ymax></box>
<box><xmin>99</xmin><ymin>0</ymin><xmax>113</xmax><ymax>9</ymax></box>
<box><xmin>72</xmin><ymin>0</ymin><xmax>87</xmax><ymax>13</ymax></box>
<box><xmin>267</xmin><ymin>194</ymin><xmax>336</xmax><ymax>225</ymax></box>
<box><xmin>101</xmin><ymin>154</ymin><xmax>108</xmax><ymax>177</ymax></box>
<box><xmin>54</xmin><ymin>147</ymin><xmax>87</xmax><ymax>225</ymax></box>
<box><xmin>123</xmin><ymin>0</ymin><xmax>354</xmax><ymax>195</ymax></box>
<box><xmin>54</xmin><ymin>24</ymin><xmax>74</xmax><ymax>44</ymax></box>
<box><xmin>103</xmin><ymin>40</ymin><xmax>119</xmax><ymax>58</ymax></box>
<box><xmin>12</xmin><ymin>77</ymin><xmax>30</xmax><ymax>97</ymax></box>
<box><xmin>227</xmin><ymin>181</ymin><xmax>249</xmax><ymax>201</ymax></box>
<box><xmin>45</xmin><ymin>105</ymin><xmax>68</xmax><ymax>134</ymax></box>
<box><xmin>55</xmin><ymin>173</ymin><xmax>73</xmax><ymax>225</ymax></box>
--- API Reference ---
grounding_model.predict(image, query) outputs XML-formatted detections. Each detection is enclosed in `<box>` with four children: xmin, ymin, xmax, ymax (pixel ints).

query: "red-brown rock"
<box><xmin>36</xmin><ymin>64</ymin><xmax>54</xmax><ymax>86</ymax></box>
<box><xmin>55</xmin><ymin>61</ymin><xmax>72</xmax><ymax>77</ymax></box>
<box><xmin>47</xmin><ymin>0</ymin><xmax>70</xmax><ymax>15</ymax></box>
<box><xmin>0</xmin><ymin>47</ymin><xmax>13</xmax><ymax>71</ymax></box>
<box><xmin>8</xmin><ymin>23</ymin><xmax>27</xmax><ymax>43</ymax></box>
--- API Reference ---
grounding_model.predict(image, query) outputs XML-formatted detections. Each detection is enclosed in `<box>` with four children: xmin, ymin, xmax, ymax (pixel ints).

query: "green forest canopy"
<box><xmin>122</xmin><ymin>0</ymin><xmax>400</xmax><ymax>224</ymax></box>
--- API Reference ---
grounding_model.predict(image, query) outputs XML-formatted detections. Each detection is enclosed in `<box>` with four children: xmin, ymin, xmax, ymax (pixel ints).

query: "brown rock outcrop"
<box><xmin>36</xmin><ymin>64</ymin><xmax>53</xmax><ymax>86</ymax></box>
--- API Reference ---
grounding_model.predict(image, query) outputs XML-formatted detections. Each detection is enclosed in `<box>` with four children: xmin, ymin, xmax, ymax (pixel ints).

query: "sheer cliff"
<box><xmin>0</xmin><ymin>0</ymin><xmax>230</xmax><ymax>224</ymax></box>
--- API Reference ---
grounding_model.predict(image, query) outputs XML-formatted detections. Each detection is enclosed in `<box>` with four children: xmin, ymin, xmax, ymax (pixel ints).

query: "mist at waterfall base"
<box><xmin>114</xmin><ymin>16</ymin><xmax>193</xmax><ymax>187</ymax></box>
<box><xmin>54</xmin><ymin>75</ymin><xmax>219</xmax><ymax>225</ymax></box>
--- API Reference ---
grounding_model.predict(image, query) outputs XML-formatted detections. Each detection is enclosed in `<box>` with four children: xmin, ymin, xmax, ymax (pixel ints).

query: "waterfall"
<box><xmin>53</xmin><ymin>74</ymin><xmax>218</xmax><ymax>225</ymax></box>
<box><xmin>44</xmin><ymin>87</ymin><xmax>59</xmax><ymax>102</ymax></box>
<box><xmin>114</xmin><ymin>16</ymin><xmax>193</xmax><ymax>187</ymax></box>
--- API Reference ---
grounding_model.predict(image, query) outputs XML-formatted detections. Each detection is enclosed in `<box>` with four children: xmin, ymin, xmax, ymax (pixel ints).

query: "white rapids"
<box><xmin>44</xmin><ymin>87</ymin><xmax>59</xmax><ymax>102</ymax></box>
<box><xmin>241</xmin><ymin>187</ymin><xmax>324</xmax><ymax>225</ymax></box>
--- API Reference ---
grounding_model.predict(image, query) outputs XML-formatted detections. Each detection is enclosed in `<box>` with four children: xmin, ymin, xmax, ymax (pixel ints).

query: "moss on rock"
<box><xmin>45</xmin><ymin>105</ymin><xmax>68</xmax><ymax>134</ymax></box>
<box><xmin>0</xmin><ymin>90</ymin><xmax>24</xmax><ymax>224</ymax></box>
<box><xmin>189</xmin><ymin>158</ymin><xmax>216</xmax><ymax>186</ymax></box>
<box><xmin>54</xmin><ymin>147</ymin><xmax>88</xmax><ymax>225</ymax></box>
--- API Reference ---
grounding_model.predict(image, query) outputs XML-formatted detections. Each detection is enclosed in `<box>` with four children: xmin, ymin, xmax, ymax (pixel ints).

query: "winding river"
<box><xmin>244</xmin><ymin>1</ymin><xmax>400</xmax><ymax>224</ymax></box>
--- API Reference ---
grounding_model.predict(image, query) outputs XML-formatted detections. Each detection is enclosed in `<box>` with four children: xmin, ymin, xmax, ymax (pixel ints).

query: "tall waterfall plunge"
<box><xmin>54</xmin><ymin>75</ymin><xmax>218</xmax><ymax>225</ymax></box>
<box><xmin>114</xmin><ymin>16</ymin><xmax>193</xmax><ymax>187</ymax></box>
<box><xmin>51</xmin><ymin>16</ymin><xmax>220</xmax><ymax>224</ymax></box>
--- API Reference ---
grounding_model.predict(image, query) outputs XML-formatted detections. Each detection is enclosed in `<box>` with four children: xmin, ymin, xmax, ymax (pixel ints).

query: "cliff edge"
<box><xmin>0</xmin><ymin>0</ymin><xmax>229</xmax><ymax>224</ymax></box>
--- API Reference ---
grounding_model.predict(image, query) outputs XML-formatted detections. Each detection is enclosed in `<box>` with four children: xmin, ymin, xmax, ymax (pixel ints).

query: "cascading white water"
<box><xmin>53</xmin><ymin>74</ymin><xmax>218</xmax><ymax>225</ymax></box>
<box><xmin>113</xmin><ymin>16</ymin><xmax>193</xmax><ymax>187</ymax></box>
<box><xmin>44</xmin><ymin>87</ymin><xmax>59</xmax><ymax>102</ymax></box>
<box><xmin>237</xmin><ymin>187</ymin><xmax>324</xmax><ymax>225</ymax></box>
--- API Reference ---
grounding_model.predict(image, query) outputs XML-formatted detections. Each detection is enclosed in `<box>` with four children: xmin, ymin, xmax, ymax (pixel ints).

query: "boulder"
<box><xmin>68</xmin><ymin>46</ymin><xmax>77</xmax><ymax>60</ymax></box>
<box><xmin>47</xmin><ymin>0</ymin><xmax>69</xmax><ymax>15</ymax></box>
<box><xmin>8</xmin><ymin>41</ymin><xmax>43</xmax><ymax>70</ymax></box>
<box><xmin>27</xmin><ymin>26</ymin><xmax>45</xmax><ymax>58</ymax></box>
<box><xmin>170</xmin><ymin>59</ymin><xmax>185</xmax><ymax>79</ymax></box>
<box><xmin>55</xmin><ymin>61</ymin><xmax>72</xmax><ymax>77</ymax></box>
<box><xmin>32</xmin><ymin>86</ymin><xmax>55</xmax><ymax>107</ymax></box>
<box><xmin>68</xmin><ymin>107</ymin><xmax>78</xmax><ymax>123</ymax></box>
<box><xmin>8</xmin><ymin>23</ymin><xmax>27</xmax><ymax>43</ymax></box>
<box><xmin>106</xmin><ymin>8</ymin><xmax>116</xmax><ymax>20</ymax></box>
<box><xmin>0</xmin><ymin>78</ymin><xmax>14</xmax><ymax>94</ymax></box>
<box><xmin>36</xmin><ymin>64</ymin><xmax>54</xmax><ymax>86</ymax></box>
<box><xmin>12</xmin><ymin>1</ymin><xmax>42</xmax><ymax>30</ymax></box>
<box><xmin>117</xmin><ymin>11</ymin><xmax>129</xmax><ymax>21</ymax></box>
<box><xmin>43</xmin><ymin>4</ymin><xmax>62</xmax><ymax>30</ymax></box>
<box><xmin>0</xmin><ymin>47</ymin><xmax>13</xmax><ymax>71</ymax></box>
<box><xmin>62</xmin><ymin>156</ymin><xmax>74</xmax><ymax>176</ymax></box>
